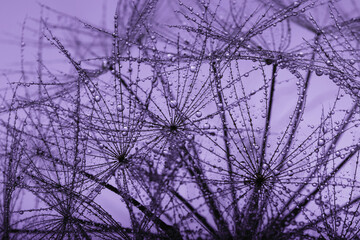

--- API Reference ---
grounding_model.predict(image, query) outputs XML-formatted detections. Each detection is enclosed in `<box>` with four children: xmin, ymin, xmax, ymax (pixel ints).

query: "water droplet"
<box><xmin>102</xmin><ymin>60</ymin><xmax>108</xmax><ymax>69</ymax></box>
<box><xmin>265</xmin><ymin>59</ymin><xmax>274</xmax><ymax>65</ymax></box>
<box><xmin>117</xmin><ymin>104</ymin><xmax>125</xmax><ymax>112</ymax></box>
<box><xmin>203</xmin><ymin>123</ymin><xmax>210</xmax><ymax>129</ymax></box>
<box><xmin>195</xmin><ymin>111</ymin><xmax>202</xmax><ymax>118</ymax></box>
<box><xmin>318</xmin><ymin>138</ymin><xmax>325</xmax><ymax>146</ymax></box>
<box><xmin>122</xmin><ymin>126</ymin><xmax>128</xmax><ymax>136</ymax></box>
<box><xmin>322</xmin><ymin>126</ymin><xmax>327</xmax><ymax>133</ymax></box>
<box><xmin>186</xmin><ymin>134</ymin><xmax>194</xmax><ymax>140</ymax></box>
<box><xmin>169</xmin><ymin>100</ymin><xmax>177</xmax><ymax>108</ymax></box>
<box><xmin>190</xmin><ymin>65</ymin><xmax>196</xmax><ymax>72</ymax></box>
<box><xmin>94</xmin><ymin>95</ymin><xmax>101</xmax><ymax>102</ymax></box>
<box><xmin>315</xmin><ymin>69</ymin><xmax>323</xmax><ymax>76</ymax></box>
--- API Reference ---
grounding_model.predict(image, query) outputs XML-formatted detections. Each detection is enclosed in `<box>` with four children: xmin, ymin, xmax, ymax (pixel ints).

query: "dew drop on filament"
<box><xmin>117</xmin><ymin>104</ymin><xmax>125</xmax><ymax>112</ymax></box>
<box><xmin>318</xmin><ymin>139</ymin><xmax>325</xmax><ymax>146</ymax></box>
<box><xmin>94</xmin><ymin>95</ymin><xmax>101</xmax><ymax>102</ymax></box>
<box><xmin>169</xmin><ymin>100</ymin><xmax>177</xmax><ymax>108</ymax></box>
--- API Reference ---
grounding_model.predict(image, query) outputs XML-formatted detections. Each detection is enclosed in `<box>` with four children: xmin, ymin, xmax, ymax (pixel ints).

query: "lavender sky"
<box><xmin>0</xmin><ymin>0</ymin><xmax>116</xmax><ymax>71</ymax></box>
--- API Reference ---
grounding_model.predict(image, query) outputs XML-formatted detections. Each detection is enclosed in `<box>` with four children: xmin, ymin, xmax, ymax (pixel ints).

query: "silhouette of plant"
<box><xmin>1</xmin><ymin>0</ymin><xmax>360</xmax><ymax>239</ymax></box>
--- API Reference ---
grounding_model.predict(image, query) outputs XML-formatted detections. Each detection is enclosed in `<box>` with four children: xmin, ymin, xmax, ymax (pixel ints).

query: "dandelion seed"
<box><xmin>5</xmin><ymin>0</ymin><xmax>360</xmax><ymax>239</ymax></box>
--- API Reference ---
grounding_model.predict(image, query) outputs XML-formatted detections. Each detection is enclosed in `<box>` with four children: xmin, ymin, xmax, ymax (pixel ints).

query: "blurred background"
<box><xmin>0</xmin><ymin>0</ymin><xmax>116</xmax><ymax>70</ymax></box>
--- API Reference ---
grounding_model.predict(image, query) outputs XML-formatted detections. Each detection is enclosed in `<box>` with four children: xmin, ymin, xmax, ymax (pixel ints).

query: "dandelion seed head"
<box><xmin>3</xmin><ymin>0</ymin><xmax>360</xmax><ymax>239</ymax></box>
